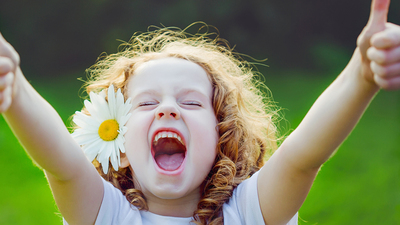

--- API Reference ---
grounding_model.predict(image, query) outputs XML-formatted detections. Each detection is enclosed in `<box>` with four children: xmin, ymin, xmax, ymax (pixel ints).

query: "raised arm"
<box><xmin>0</xmin><ymin>33</ymin><xmax>103</xmax><ymax>225</ymax></box>
<box><xmin>258</xmin><ymin>0</ymin><xmax>400</xmax><ymax>224</ymax></box>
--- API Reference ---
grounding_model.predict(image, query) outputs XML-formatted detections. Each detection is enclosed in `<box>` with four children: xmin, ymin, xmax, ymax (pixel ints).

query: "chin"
<box><xmin>150</xmin><ymin>184</ymin><xmax>193</xmax><ymax>200</ymax></box>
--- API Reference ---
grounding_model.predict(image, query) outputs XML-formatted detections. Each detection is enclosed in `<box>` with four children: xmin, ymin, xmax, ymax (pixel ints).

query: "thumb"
<box><xmin>358</xmin><ymin>0</ymin><xmax>391</xmax><ymax>55</ymax></box>
<box><xmin>0</xmin><ymin>32</ymin><xmax>6</xmax><ymax>42</ymax></box>
<box><xmin>0</xmin><ymin>32</ymin><xmax>20</xmax><ymax>71</ymax></box>
<box><xmin>0</xmin><ymin>32</ymin><xmax>11</xmax><ymax>48</ymax></box>
<box><xmin>367</xmin><ymin>0</ymin><xmax>390</xmax><ymax>32</ymax></box>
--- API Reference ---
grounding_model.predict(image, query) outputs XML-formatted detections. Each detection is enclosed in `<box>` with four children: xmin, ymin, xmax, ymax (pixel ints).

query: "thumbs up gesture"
<box><xmin>0</xmin><ymin>33</ymin><xmax>19</xmax><ymax>112</ymax></box>
<box><xmin>357</xmin><ymin>0</ymin><xmax>400</xmax><ymax>90</ymax></box>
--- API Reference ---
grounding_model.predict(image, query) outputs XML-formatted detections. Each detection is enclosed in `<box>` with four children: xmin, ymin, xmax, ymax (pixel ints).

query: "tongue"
<box><xmin>155</xmin><ymin>153</ymin><xmax>185</xmax><ymax>171</ymax></box>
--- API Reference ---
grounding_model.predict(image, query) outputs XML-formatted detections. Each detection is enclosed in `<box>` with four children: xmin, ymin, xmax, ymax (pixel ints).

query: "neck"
<box><xmin>144</xmin><ymin>188</ymin><xmax>201</xmax><ymax>217</ymax></box>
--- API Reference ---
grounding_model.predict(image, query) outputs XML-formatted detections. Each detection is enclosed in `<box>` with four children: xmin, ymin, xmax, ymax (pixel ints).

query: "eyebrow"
<box><xmin>131</xmin><ymin>89</ymin><xmax>160</xmax><ymax>99</ymax></box>
<box><xmin>132</xmin><ymin>88</ymin><xmax>209</xmax><ymax>100</ymax></box>
<box><xmin>177</xmin><ymin>88</ymin><xmax>205</xmax><ymax>95</ymax></box>
<box><xmin>177</xmin><ymin>88</ymin><xmax>210</xmax><ymax>100</ymax></box>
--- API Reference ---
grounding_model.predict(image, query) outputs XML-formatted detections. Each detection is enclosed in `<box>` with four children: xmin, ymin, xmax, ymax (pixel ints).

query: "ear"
<box><xmin>120</xmin><ymin>152</ymin><xmax>130</xmax><ymax>168</ymax></box>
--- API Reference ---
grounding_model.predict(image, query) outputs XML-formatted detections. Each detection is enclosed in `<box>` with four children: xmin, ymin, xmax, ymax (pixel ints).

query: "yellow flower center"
<box><xmin>98</xmin><ymin>119</ymin><xmax>119</xmax><ymax>141</ymax></box>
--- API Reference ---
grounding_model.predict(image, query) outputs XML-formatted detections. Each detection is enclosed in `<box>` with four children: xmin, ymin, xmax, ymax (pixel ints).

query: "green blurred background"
<box><xmin>0</xmin><ymin>0</ymin><xmax>399</xmax><ymax>224</ymax></box>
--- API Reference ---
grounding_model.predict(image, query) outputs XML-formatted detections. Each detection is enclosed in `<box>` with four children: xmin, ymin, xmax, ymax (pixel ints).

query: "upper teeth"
<box><xmin>154</xmin><ymin>131</ymin><xmax>184</xmax><ymax>145</ymax></box>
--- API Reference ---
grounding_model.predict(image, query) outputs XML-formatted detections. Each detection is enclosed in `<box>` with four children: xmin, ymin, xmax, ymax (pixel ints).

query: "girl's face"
<box><xmin>123</xmin><ymin>57</ymin><xmax>218</xmax><ymax>203</ymax></box>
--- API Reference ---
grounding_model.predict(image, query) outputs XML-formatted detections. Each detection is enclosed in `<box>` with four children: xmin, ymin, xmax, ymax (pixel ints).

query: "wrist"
<box><xmin>342</xmin><ymin>48</ymin><xmax>380</xmax><ymax>94</ymax></box>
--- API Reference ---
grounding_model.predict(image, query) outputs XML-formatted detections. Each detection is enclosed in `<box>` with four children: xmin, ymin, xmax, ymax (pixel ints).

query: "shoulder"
<box><xmin>223</xmin><ymin>171</ymin><xmax>298</xmax><ymax>225</ymax></box>
<box><xmin>223</xmin><ymin>171</ymin><xmax>264</xmax><ymax>224</ymax></box>
<box><xmin>87</xmin><ymin>177</ymin><xmax>144</xmax><ymax>225</ymax></box>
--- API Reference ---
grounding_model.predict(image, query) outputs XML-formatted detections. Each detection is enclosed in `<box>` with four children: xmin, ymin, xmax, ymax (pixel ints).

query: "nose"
<box><xmin>155</xmin><ymin>101</ymin><xmax>180</xmax><ymax>120</ymax></box>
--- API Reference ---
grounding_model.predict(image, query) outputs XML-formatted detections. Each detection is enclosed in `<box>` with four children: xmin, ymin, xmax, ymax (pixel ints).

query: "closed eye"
<box><xmin>182</xmin><ymin>101</ymin><xmax>202</xmax><ymax>107</ymax></box>
<box><xmin>139</xmin><ymin>101</ymin><xmax>158</xmax><ymax>107</ymax></box>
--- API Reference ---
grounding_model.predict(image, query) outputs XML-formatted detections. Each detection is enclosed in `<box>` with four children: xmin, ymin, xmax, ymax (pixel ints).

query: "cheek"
<box><xmin>123</xmin><ymin>113</ymin><xmax>153</xmax><ymax>164</ymax></box>
<box><xmin>190</xmin><ymin>133</ymin><xmax>218</xmax><ymax>180</ymax></box>
<box><xmin>189</xmin><ymin>113</ymin><xmax>219</xmax><ymax>167</ymax></box>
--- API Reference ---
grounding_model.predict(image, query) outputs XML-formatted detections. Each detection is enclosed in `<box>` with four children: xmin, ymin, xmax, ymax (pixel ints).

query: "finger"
<box><xmin>357</xmin><ymin>0</ymin><xmax>391</xmax><ymax>57</ymax></box>
<box><xmin>371</xmin><ymin>61</ymin><xmax>400</xmax><ymax>78</ymax></box>
<box><xmin>0</xmin><ymin>57</ymin><xmax>14</xmax><ymax>75</ymax></box>
<box><xmin>374</xmin><ymin>74</ymin><xmax>400</xmax><ymax>90</ymax></box>
<box><xmin>0</xmin><ymin>32</ymin><xmax>7</xmax><ymax>43</ymax></box>
<box><xmin>367</xmin><ymin>0</ymin><xmax>390</xmax><ymax>31</ymax></box>
<box><xmin>367</xmin><ymin>45</ymin><xmax>400</xmax><ymax>65</ymax></box>
<box><xmin>370</xmin><ymin>23</ymin><xmax>400</xmax><ymax>49</ymax></box>
<box><xmin>0</xmin><ymin>86</ymin><xmax>12</xmax><ymax>112</ymax></box>
<box><xmin>0</xmin><ymin>32</ymin><xmax>20</xmax><ymax>69</ymax></box>
<box><xmin>0</xmin><ymin>32</ymin><xmax>11</xmax><ymax>53</ymax></box>
<box><xmin>0</xmin><ymin>72</ymin><xmax>14</xmax><ymax>91</ymax></box>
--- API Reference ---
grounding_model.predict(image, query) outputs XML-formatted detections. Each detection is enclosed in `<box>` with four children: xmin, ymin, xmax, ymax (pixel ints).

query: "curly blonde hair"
<box><xmin>75</xmin><ymin>23</ymin><xmax>281</xmax><ymax>225</ymax></box>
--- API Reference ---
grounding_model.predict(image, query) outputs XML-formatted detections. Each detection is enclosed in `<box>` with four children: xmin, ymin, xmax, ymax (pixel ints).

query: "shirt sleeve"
<box><xmin>223</xmin><ymin>171</ymin><xmax>298</xmax><ymax>225</ymax></box>
<box><xmin>63</xmin><ymin>177</ymin><xmax>143</xmax><ymax>225</ymax></box>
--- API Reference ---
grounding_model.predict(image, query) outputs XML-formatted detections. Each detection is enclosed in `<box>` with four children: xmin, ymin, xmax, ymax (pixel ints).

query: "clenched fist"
<box><xmin>357</xmin><ymin>0</ymin><xmax>400</xmax><ymax>90</ymax></box>
<box><xmin>0</xmin><ymin>33</ymin><xmax>20</xmax><ymax>112</ymax></box>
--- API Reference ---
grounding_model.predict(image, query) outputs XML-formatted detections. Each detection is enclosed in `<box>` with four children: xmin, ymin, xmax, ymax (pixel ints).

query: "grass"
<box><xmin>266</xmin><ymin>69</ymin><xmax>400</xmax><ymax>224</ymax></box>
<box><xmin>0</xmin><ymin>69</ymin><xmax>399</xmax><ymax>224</ymax></box>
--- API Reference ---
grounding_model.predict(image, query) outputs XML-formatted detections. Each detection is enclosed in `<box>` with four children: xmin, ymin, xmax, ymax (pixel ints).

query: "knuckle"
<box><xmin>374</xmin><ymin>74</ymin><xmax>400</xmax><ymax>90</ymax></box>
<box><xmin>370</xmin><ymin>61</ymin><xmax>386</xmax><ymax>76</ymax></box>
<box><xmin>387</xmin><ymin>28</ymin><xmax>400</xmax><ymax>44</ymax></box>
<box><xmin>374</xmin><ymin>74</ymin><xmax>389</xmax><ymax>89</ymax></box>
<box><xmin>366</xmin><ymin>47</ymin><xmax>375</xmax><ymax>57</ymax></box>
<box><xmin>0</xmin><ymin>73</ymin><xmax>14</xmax><ymax>90</ymax></box>
<box><xmin>0</xmin><ymin>58</ymin><xmax>13</xmax><ymax>74</ymax></box>
<box><xmin>387</xmin><ymin>64</ymin><xmax>400</xmax><ymax>77</ymax></box>
<box><xmin>367</xmin><ymin>47</ymin><xmax>378</xmax><ymax>61</ymax></box>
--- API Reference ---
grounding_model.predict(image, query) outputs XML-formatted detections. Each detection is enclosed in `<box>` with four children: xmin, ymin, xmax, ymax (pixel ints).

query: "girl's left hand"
<box><xmin>357</xmin><ymin>0</ymin><xmax>400</xmax><ymax>90</ymax></box>
<box><xmin>0</xmin><ymin>33</ymin><xmax>19</xmax><ymax>113</ymax></box>
<box><xmin>367</xmin><ymin>23</ymin><xmax>400</xmax><ymax>90</ymax></box>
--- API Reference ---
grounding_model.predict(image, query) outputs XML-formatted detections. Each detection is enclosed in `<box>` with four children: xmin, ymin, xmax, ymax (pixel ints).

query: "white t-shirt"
<box><xmin>63</xmin><ymin>171</ymin><xmax>298</xmax><ymax>225</ymax></box>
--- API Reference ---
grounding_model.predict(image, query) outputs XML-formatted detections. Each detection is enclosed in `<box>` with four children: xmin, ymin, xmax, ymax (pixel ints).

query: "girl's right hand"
<box><xmin>0</xmin><ymin>33</ymin><xmax>19</xmax><ymax>113</ymax></box>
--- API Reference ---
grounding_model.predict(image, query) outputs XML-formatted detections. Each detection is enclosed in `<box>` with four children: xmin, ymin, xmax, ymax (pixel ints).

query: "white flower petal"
<box><xmin>97</xmin><ymin>142</ymin><xmax>110</xmax><ymax>173</ymax></box>
<box><xmin>116</xmin><ymin>135</ymin><xmax>126</xmax><ymax>154</ymax></box>
<box><xmin>116</xmin><ymin>96</ymin><xmax>127</xmax><ymax>120</ymax></box>
<box><xmin>116</xmin><ymin>141</ymin><xmax>121</xmax><ymax>167</ymax></box>
<box><xmin>108</xmin><ymin>85</ymin><xmax>116</xmax><ymax>119</ymax></box>
<box><xmin>73</xmin><ymin>112</ymin><xmax>100</xmax><ymax>128</ymax></box>
<box><xmin>84</xmin><ymin>98</ymin><xmax>106</xmax><ymax>122</ymax></box>
<box><xmin>71</xmin><ymin>128</ymin><xmax>96</xmax><ymax>137</ymax></box>
<box><xmin>99</xmin><ymin>90</ymin><xmax>106</xmax><ymax>98</ymax></box>
<box><xmin>92</xmin><ymin>93</ymin><xmax>111</xmax><ymax>120</ymax></box>
<box><xmin>116</xmin><ymin>89</ymin><xmax>124</xmax><ymax>109</ymax></box>
<box><xmin>118</xmin><ymin>126</ymin><xmax>128</xmax><ymax>136</ymax></box>
<box><xmin>82</xmin><ymin>138</ymin><xmax>103</xmax><ymax>162</ymax></box>
<box><xmin>72</xmin><ymin>132</ymin><xmax>100</xmax><ymax>145</ymax></box>
<box><xmin>110</xmin><ymin>142</ymin><xmax>119</xmax><ymax>171</ymax></box>
<box><xmin>71</xmin><ymin>85</ymin><xmax>131</xmax><ymax>174</ymax></box>
<box><xmin>100</xmin><ymin>159</ymin><xmax>109</xmax><ymax>174</ymax></box>
<box><xmin>84</xmin><ymin>99</ymin><xmax>98</xmax><ymax>121</ymax></box>
<box><xmin>73</xmin><ymin>125</ymin><xmax>98</xmax><ymax>134</ymax></box>
<box><xmin>123</xmin><ymin>98</ymin><xmax>133</xmax><ymax>114</ymax></box>
<box><xmin>118</xmin><ymin>113</ymin><xmax>131</xmax><ymax>127</ymax></box>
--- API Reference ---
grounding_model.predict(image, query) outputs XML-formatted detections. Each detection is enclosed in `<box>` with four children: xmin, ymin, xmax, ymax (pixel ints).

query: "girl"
<box><xmin>1</xmin><ymin>0</ymin><xmax>400</xmax><ymax>224</ymax></box>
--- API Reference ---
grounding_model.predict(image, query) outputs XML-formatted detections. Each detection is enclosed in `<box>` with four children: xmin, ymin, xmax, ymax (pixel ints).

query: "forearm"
<box><xmin>281</xmin><ymin>49</ymin><xmax>380</xmax><ymax>170</ymax></box>
<box><xmin>3</xmin><ymin>68</ymin><xmax>87</xmax><ymax>180</ymax></box>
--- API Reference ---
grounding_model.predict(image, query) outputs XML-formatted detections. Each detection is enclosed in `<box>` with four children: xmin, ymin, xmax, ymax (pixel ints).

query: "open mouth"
<box><xmin>152</xmin><ymin>131</ymin><xmax>186</xmax><ymax>171</ymax></box>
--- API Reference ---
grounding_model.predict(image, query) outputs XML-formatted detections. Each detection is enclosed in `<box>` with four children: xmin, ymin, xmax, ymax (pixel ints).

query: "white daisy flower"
<box><xmin>71</xmin><ymin>85</ymin><xmax>132</xmax><ymax>174</ymax></box>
